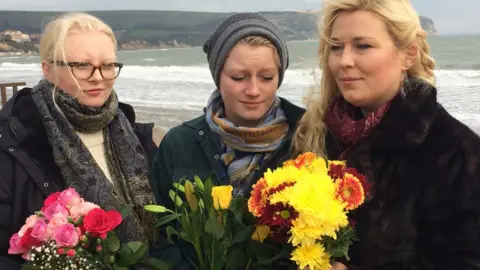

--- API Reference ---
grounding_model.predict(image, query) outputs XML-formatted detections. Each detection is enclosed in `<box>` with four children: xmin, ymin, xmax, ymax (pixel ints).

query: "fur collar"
<box><xmin>367</xmin><ymin>77</ymin><xmax>439</xmax><ymax>151</ymax></box>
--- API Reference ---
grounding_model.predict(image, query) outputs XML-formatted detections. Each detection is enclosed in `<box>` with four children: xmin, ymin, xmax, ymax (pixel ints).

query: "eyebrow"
<box><xmin>331</xmin><ymin>36</ymin><xmax>377</xmax><ymax>42</ymax></box>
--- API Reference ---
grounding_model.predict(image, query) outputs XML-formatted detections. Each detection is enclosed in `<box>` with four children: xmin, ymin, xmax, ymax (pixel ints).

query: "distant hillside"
<box><xmin>0</xmin><ymin>10</ymin><xmax>436</xmax><ymax>50</ymax></box>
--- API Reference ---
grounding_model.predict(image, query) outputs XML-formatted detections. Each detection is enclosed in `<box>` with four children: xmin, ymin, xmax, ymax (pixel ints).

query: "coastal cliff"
<box><xmin>0</xmin><ymin>10</ymin><xmax>437</xmax><ymax>51</ymax></box>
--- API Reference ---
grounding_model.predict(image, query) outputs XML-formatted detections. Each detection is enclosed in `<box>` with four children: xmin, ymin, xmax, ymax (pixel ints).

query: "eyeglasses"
<box><xmin>52</xmin><ymin>61</ymin><xmax>123</xmax><ymax>80</ymax></box>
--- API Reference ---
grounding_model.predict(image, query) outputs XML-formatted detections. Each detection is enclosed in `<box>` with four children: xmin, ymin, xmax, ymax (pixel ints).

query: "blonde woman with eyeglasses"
<box><xmin>0</xmin><ymin>12</ymin><xmax>157</xmax><ymax>268</ymax></box>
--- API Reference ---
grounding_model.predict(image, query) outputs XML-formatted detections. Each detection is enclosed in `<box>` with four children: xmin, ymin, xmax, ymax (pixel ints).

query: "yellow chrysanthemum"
<box><xmin>263</xmin><ymin>166</ymin><xmax>303</xmax><ymax>190</ymax></box>
<box><xmin>308</xmin><ymin>158</ymin><xmax>328</xmax><ymax>174</ymax></box>
<box><xmin>286</xmin><ymin>173</ymin><xmax>348</xmax><ymax>246</ymax></box>
<box><xmin>291</xmin><ymin>243</ymin><xmax>331</xmax><ymax>270</ymax></box>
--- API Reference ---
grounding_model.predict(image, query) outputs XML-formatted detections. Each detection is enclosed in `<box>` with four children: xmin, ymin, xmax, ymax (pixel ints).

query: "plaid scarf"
<box><xmin>205</xmin><ymin>90</ymin><xmax>289</xmax><ymax>196</ymax></box>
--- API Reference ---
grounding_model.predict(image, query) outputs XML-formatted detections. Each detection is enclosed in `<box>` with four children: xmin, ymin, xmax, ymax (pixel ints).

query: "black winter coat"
<box><xmin>328</xmin><ymin>80</ymin><xmax>480</xmax><ymax>269</ymax></box>
<box><xmin>0</xmin><ymin>88</ymin><xmax>157</xmax><ymax>269</ymax></box>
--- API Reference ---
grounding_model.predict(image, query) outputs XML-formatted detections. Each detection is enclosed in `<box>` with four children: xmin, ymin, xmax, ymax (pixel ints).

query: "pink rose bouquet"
<box><xmin>8</xmin><ymin>188</ymin><xmax>166</xmax><ymax>269</ymax></box>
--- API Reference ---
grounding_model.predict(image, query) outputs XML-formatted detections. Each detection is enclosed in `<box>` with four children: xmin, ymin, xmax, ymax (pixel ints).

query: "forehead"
<box><xmin>331</xmin><ymin>10</ymin><xmax>391</xmax><ymax>41</ymax></box>
<box><xmin>224</xmin><ymin>43</ymin><xmax>277</xmax><ymax>69</ymax></box>
<box><xmin>63</xmin><ymin>30</ymin><xmax>116</xmax><ymax>61</ymax></box>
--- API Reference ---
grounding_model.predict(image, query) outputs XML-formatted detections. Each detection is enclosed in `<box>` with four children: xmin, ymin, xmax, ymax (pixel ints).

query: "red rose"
<box><xmin>83</xmin><ymin>209</ymin><xmax>122</xmax><ymax>236</ymax></box>
<box><xmin>41</xmin><ymin>192</ymin><xmax>62</xmax><ymax>212</ymax></box>
<box><xmin>18</xmin><ymin>228</ymin><xmax>41</xmax><ymax>251</ymax></box>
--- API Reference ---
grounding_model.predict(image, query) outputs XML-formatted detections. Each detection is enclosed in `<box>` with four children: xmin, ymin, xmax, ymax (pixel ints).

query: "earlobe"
<box><xmin>41</xmin><ymin>61</ymin><xmax>50</xmax><ymax>78</ymax></box>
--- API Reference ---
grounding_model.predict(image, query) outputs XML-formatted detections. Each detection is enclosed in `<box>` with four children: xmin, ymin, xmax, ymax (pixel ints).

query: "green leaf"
<box><xmin>154</xmin><ymin>213</ymin><xmax>182</xmax><ymax>227</ymax></box>
<box><xmin>226</xmin><ymin>248</ymin><xmax>247</xmax><ymax>270</ymax></box>
<box><xmin>118</xmin><ymin>204</ymin><xmax>133</xmax><ymax>219</ymax></box>
<box><xmin>166</xmin><ymin>225</ymin><xmax>191</xmax><ymax>244</ymax></box>
<box><xmin>105</xmin><ymin>234</ymin><xmax>121</xmax><ymax>252</ymax></box>
<box><xmin>144</xmin><ymin>204</ymin><xmax>169</xmax><ymax>213</ymax></box>
<box><xmin>140</xmin><ymin>257</ymin><xmax>171</xmax><ymax>270</ymax></box>
<box><xmin>205</xmin><ymin>214</ymin><xmax>225</xmax><ymax>239</ymax></box>
<box><xmin>127</xmin><ymin>241</ymin><xmax>146</xmax><ymax>254</ymax></box>
<box><xmin>232</xmin><ymin>226</ymin><xmax>253</xmax><ymax>244</ymax></box>
<box><xmin>116</xmin><ymin>244</ymin><xmax>134</xmax><ymax>267</ymax></box>
<box><xmin>128</xmin><ymin>241</ymin><xmax>149</xmax><ymax>263</ymax></box>
<box><xmin>115</xmin><ymin>242</ymin><xmax>149</xmax><ymax>267</ymax></box>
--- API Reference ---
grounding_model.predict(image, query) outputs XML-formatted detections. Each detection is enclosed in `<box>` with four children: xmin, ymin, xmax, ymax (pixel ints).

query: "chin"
<box><xmin>79</xmin><ymin>97</ymin><xmax>109</xmax><ymax>108</ymax></box>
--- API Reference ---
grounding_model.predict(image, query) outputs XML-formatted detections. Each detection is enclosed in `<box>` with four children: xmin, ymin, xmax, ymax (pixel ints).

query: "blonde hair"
<box><xmin>238</xmin><ymin>35</ymin><xmax>281</xmax><ymax>67</ymax></box>
<box><xmin>292</xmin><ymin>0</ymin><xmax>436</xmax><ymax>157</ymax></box>
<box><xmin>40</xmin><ymin>12</ymin><xmax>117</xmax><ymax>95</ymax></box>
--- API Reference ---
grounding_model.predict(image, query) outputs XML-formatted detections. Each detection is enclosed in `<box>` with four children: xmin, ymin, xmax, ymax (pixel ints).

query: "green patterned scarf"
<box><xmin>31</xmin><ymin>79</ymin><xmax>156</xmax><ymax>244</ymax></box>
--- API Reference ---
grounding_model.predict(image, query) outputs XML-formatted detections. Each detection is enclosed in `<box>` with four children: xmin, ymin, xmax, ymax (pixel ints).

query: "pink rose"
<box><xmin>43</xmin><ymin>201</ymin><xmax>69</xmax><ymax>220</ymax></box>
<box><xmin>58</xmin><ymin>188</ymin><xmax>83</xmax><ymax>209</ymax></box>
<box><xmin>8</xmin><ymin>228</ymin><xmax>41</xmax><ymax>255</ymax></box>
<box><xmin>31</xmin><ymin>218</ymin><xmax>49</xmax><ymax>242</ymax></box>
<box><xmin>18</xmin><ymin>215</ymin><xmax>39</xmax><ymax>237</ymax></box>
<box><xmin>8</xmin><ymin>233</ymin><xmax>29</xmax><ymax>254</ymax></box>
<box><xmin>69</xmin><ymin>202</ymin><xmax>100</xmax><ymax>220</ymax></box>
<box><xmin>47</xmin><ymin>213</ymin><xmax>69</xmax><ymax>235</ymax></box>
<box><xmin>53</xmin><ymin>223</ymin><xmax>80</xmax><ymax>248</ymax></box>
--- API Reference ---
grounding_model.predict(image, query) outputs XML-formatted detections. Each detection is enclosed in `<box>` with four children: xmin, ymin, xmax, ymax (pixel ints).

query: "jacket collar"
<box><xmin>363</xmin><ymin>78</ymin><xmax>439</xmax><ymax>151</ymax></box>
<box><xmin>183</xmin><ymin>96</ymin><xmax>305</xmax><ymax>131</ymax></box>
<box><xmin>1</xmin><ymin>88</ymin><xmax>138</xmax><ymax>143</ymax></box>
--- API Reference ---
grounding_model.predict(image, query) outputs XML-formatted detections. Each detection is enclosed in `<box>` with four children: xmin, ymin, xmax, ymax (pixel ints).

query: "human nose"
<box><xmin>245</xmin><ymin>77</ymin><xmax>261</xmax><ymax>97</ymax></box>
<box><xmin>339</xmin><ymin>47</ymin><xmax>355</xmax><ymax>68</ymax></box>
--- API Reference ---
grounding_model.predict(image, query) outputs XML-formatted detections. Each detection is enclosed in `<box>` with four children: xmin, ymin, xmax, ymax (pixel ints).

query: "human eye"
<box><xmin>330</xmin><ymin>44</ymin><xmax>343</xmax><ymax>51</ymax></box>
<box><xmin>231</xmin><ymin>76</ymin><xmax>246</xmax><ymax>81</ymax></box>
<box><xmin>357</xmin><ymin>43</ymin><xmax>372</xmax><ymax>50</ymax></box>
<box><xmin>71</xmin><ymin>62</ymin><xmax>92</xmax><ymax>70</ymax></box>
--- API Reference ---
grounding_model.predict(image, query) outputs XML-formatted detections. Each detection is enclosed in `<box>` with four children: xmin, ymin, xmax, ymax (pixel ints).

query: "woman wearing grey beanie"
<box><xmin>149</xmin><ymin>12</ymin><xmax>304</xmax><ymax>269</ymax></box>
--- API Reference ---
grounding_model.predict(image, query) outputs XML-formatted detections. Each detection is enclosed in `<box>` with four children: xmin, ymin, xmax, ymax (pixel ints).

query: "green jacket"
<box><xmin>149</xmin><ymin>98</ymin><xmax>304</xmax><ymax>268</ymax></box>
<box><xmin>150</xmin><ymin>98</ymin><xmax>304</xmax><ymax>206</ymax></box>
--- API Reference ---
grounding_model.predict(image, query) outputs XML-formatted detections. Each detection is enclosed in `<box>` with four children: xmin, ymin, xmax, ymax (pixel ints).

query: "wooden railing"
<box><xmin>1</xmin><ymin>82</ymin><xmax>26</xmax><ymax>105</ymax></box>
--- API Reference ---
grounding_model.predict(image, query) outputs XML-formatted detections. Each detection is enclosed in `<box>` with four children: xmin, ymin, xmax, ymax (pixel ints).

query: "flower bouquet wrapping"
<box><xmin>247</xmin><ymin>152</ymin><xmax>370</xmax><ymax>270</ymax></box>
<box><xmin>8</xmin><ymin>188</ymin><xmax>167</xmax><ymax>269</ymax></box>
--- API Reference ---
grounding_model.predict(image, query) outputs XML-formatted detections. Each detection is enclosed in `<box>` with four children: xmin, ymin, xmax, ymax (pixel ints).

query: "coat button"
<box><xmin>214</xmin><ymin>154</ymin><xmax>220</xmax><ymax>160</ymax></box>
<box><xmin>44</xmin><ymin>183</ymin><xmax>49</xmax><ymax>188</ymax></box>
<box><xmin>199</xmin><ymin>131</ymin><xmax>204</xmax><ymax>136</ymax></box>
<box><xmin>8</xmin><ymin>147</ymin><xmax>14</xmax><ymax>152</ymax></box>
<box><xmin>0</xmin><ymin>133</ymin><xmax>2</xmax><ymax>138</ymax></box>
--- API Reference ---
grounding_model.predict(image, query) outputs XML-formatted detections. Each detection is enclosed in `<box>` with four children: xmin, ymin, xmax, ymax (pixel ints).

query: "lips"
<box><xmin>340</xmin><ymin>77</ymin><xmax>361</xmax><ymax>81</ymax></box>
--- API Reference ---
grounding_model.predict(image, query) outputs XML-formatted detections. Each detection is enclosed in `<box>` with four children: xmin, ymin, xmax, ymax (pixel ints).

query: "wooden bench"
<box><xmin>1</xmin><ymin>82</ymin><xmax>26</xmax><ymax>105</ymax></box>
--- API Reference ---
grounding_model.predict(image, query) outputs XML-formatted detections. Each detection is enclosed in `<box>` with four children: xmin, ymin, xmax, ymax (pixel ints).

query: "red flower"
<box><xmin>345</xmin><ymin>167</ymin><xmax>371</xmax><ymax>197</ymax></box>
<box><xmin>328</xmin><ymin>163</ymin><xmax>347</xmax><ymax>180</ymax></box>
<box><xmin>248</xmin><ymin>178</ymin><xmax>268</xmax><ymax>217</ymax></box>
<box><xmin>41</xmin><ymin>192</ymin><xmax>62</xmax><ymax>212</ymax></box>
<box><xmin>83</xmin><ymin>209</ymin><xmax>122</xmax><ymax>236</ymax></box>
<box><xmin>66</xmin><ymin>249</ymin><xmax>76</xmax><ymax>257</ymax></box>
<box><xmin>259</xmin><ymin>203</ymin><xmax>298</xmax><ymax>229</ymax></box>
<box><xmin>335</xmin><ymin>174</ymin><xmax>365</xmax><ymax>210</ymax></box>
<box><xmin>8</xmin><ymin>228</ymin><xmax>42</xmax><ymax>255</ymax></box>
<box><xmin>284</xmin><ymin>152</ymin><xmax>318</xmax><ymax>169</ymax></box>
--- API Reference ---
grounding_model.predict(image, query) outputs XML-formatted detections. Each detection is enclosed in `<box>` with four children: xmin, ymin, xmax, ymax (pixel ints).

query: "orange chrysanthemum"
<box><xmin>284</xmin><ymin>152</ymin><xmax>318</xmax><ymax>169</ymax></box>
<box><xmin>248</xmin><ymin>178</ymin><xmax>268</xmax><ymax>217</ymax></box>
<box><xmin>335</xmin><ymin>173</ymin><xmax>365</xmax><ymax>210</ymax></box>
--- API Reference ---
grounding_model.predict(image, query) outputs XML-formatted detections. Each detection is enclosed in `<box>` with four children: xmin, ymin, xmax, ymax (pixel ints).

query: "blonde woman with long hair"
<box><xmin>0</xmin><ymin>13</ymin><xmax>157</xmax><ymax>268</ymax></box>
<box><xmin>293</xmin><ymin>0</ymin><xmax>480</xmax><ymax>269</ymax></box>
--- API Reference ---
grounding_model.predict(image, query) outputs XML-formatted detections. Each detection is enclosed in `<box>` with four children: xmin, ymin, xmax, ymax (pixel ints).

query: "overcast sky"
<box><xmin>0</xmin><ymin>0</ymin><xmax>476</xmax><ymax>34</ymax></box>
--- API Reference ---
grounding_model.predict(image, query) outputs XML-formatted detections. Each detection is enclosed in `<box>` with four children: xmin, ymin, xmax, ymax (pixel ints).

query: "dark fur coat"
<box><xmin>327</xmin><ymin>78</ymin><xmax>480</xmax><ymax>269</ymax></box>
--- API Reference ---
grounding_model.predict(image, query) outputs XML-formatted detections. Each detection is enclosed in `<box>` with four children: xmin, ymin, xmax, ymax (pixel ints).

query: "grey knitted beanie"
<box><xmin>202</xmin><ymin>13</ymin><xmax>289</xmax><ymax>88</ymax></box>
